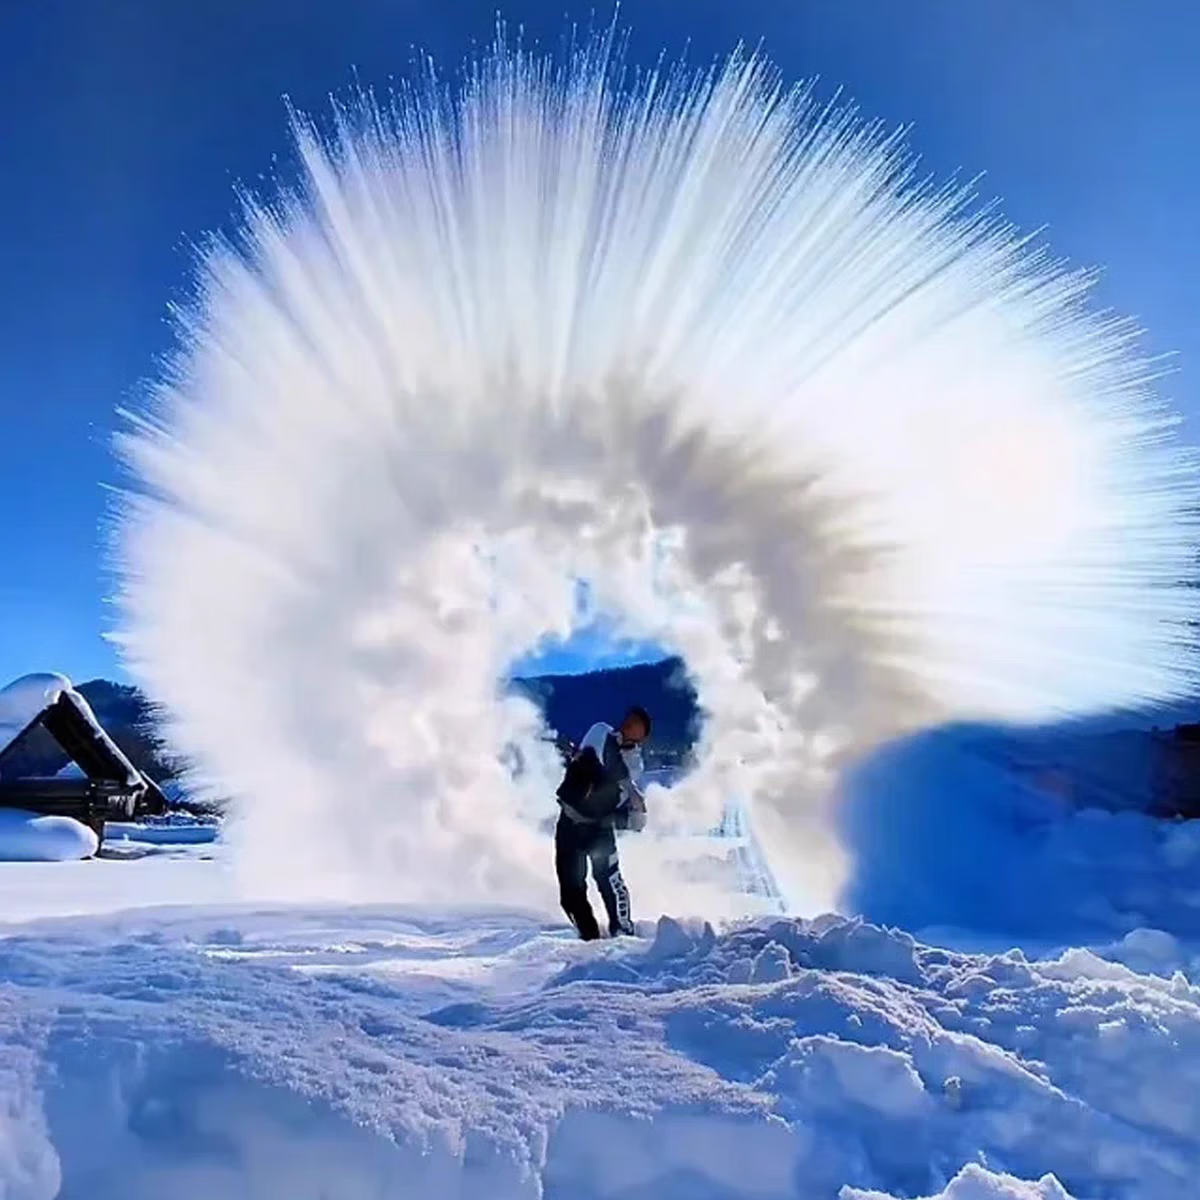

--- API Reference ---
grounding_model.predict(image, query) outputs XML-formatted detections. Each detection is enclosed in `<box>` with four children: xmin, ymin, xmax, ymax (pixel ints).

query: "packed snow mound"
<box><xmin>0</xmin><ymin>907</ymin><xmax>1195</xmax><ymax>1199</ymax></box>
<box><xmin>0</xmin><ymin>674</ymin><xmax>72</xmax><ymax>750</ymax></box>
<box><xmin>840</xmin><ymin>723</ymin><xmax>1200</xmax><ymax>942</ymax></box>
<box><xmin>0</xmin><ymin>811</ymin><xmax>97</xmax><ymax>862</ymax></box>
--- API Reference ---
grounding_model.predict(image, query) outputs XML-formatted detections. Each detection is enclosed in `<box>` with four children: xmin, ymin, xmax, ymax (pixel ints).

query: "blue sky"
<box><xmin>1</xmin><ymin>1</ymin><xmax>1198</xmax><ymax>683</ymax></box>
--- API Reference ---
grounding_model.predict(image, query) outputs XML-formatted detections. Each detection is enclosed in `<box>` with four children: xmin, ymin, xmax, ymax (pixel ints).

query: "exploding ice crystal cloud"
<box><xmin>112</xmin><ymin>35</ymin><xmax>1200</xmax><ymax>915</ymax></box>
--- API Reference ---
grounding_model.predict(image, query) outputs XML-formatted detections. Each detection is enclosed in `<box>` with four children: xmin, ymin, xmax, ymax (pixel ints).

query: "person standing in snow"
<box><xmin>554</xmin><ymin>706</ymin><xmax>651</xmax><ymax>940</ymax></box>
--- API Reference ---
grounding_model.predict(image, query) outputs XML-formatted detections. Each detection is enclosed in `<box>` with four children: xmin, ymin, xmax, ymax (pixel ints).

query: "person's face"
<box><xmin>618</xmin><ymin>714</ymin><xmax>648</xmax><ymax>748</ymax></box>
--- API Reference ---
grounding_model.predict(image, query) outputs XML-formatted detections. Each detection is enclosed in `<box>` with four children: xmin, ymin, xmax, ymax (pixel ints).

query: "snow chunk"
<box><xmin>647</xmin><ymin>915</ymin><xmax>709</xmax><ymax>960</ymax></box>
<box><xmin>771</xmin><ymin>1036</ymin><xmax>932</xmax><ymax>1119</ymax></box>
<box><xmin>841</xmin><ymin>1162</ymin><xmax>1076</xmax><ymax>1199</ymax></box>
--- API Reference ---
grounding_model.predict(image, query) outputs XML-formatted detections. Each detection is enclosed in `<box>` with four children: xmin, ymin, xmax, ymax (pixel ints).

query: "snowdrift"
<box><xmin>0</xmin><ymin>811</ymin><xmax>98</xmax><ymax>863</ymax></box>
<box><xmin>839</xmin><ymin>723</ymin><xmax>1200</xmax><ymax>944</ymax></box>
<box><xmin>0</xmin><ymin>904</ymin><xmax>1195</xmax><ymax>1200</ymax></box>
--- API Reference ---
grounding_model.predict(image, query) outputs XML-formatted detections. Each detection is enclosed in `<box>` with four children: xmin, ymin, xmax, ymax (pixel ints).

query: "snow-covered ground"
<box><xmin>0</xmin><ymin>829</ymin><xmax>1197</xmax><ymax>1200</ymax></box>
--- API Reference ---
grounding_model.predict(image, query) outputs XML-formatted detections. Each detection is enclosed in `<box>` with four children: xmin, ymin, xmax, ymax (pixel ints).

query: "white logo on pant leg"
<box><xmin>610</xmin><ymin>868</ymin><xmax>632</xmax><ymax>929</ymax></box>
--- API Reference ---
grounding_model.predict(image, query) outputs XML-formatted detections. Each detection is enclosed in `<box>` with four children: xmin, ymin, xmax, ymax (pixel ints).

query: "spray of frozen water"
<box><xmin>112</xmin><ymin>34</ymin><xmax>1199</xmax><ymax>916</ymax></box>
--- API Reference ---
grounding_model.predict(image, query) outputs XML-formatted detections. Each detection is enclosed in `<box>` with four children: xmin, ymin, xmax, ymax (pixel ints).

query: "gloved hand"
<box><xmin>616</xmin><ymin>787</ymin><xmax>647</xmax><ymax>832</ymax></box>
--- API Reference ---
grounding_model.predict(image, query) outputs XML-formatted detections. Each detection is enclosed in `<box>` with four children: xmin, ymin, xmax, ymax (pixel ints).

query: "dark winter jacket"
<box><xmin>556</xmin><ymin>724</ymin><xmax>647</xmax><ymax>831</ymax></box>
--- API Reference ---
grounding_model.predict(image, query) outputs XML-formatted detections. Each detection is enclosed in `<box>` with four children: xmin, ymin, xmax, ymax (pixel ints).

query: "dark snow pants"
<box><xmin>554</xmin><ymin>814</ymin><xmax>633</xmax><ymax>940</ymax></box>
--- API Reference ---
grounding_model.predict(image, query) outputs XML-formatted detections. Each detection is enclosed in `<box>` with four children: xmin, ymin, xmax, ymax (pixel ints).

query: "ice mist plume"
<box><xmin>111</xmin><ymin>33</ymin><xmax>1200</xmax><ymax>916</ymax></box>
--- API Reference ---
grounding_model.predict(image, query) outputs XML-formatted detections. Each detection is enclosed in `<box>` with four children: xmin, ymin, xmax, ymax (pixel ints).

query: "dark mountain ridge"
<box><xmin>510</xmin><ymin>656</ymin><xmax>700</xmax><ymax>762</ymax></box>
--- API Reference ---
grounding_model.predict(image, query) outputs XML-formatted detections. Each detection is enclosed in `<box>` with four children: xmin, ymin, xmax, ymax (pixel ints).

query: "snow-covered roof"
<box><xmin>60</xmin><ymin>688</ymin><xmax>142</xmax><ymax>789</ymax></box>
<box><xmin>0</xmin><ymin>673</ymin><xmax>141</xmax><ymax>789</ymax></box>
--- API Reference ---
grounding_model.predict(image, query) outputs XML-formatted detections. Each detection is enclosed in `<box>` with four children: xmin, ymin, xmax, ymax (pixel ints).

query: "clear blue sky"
<box><xmin>1</xmin><ymin>0</ymin><xmax>1198</xmax><ymax>684</ymax></box>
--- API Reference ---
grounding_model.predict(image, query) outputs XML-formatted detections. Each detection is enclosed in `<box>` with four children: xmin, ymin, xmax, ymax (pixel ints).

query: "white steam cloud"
<box><xmin>112</xmin><ymin>34</ymin><xmax>1199</xmax><ymax>918</ymax></box>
